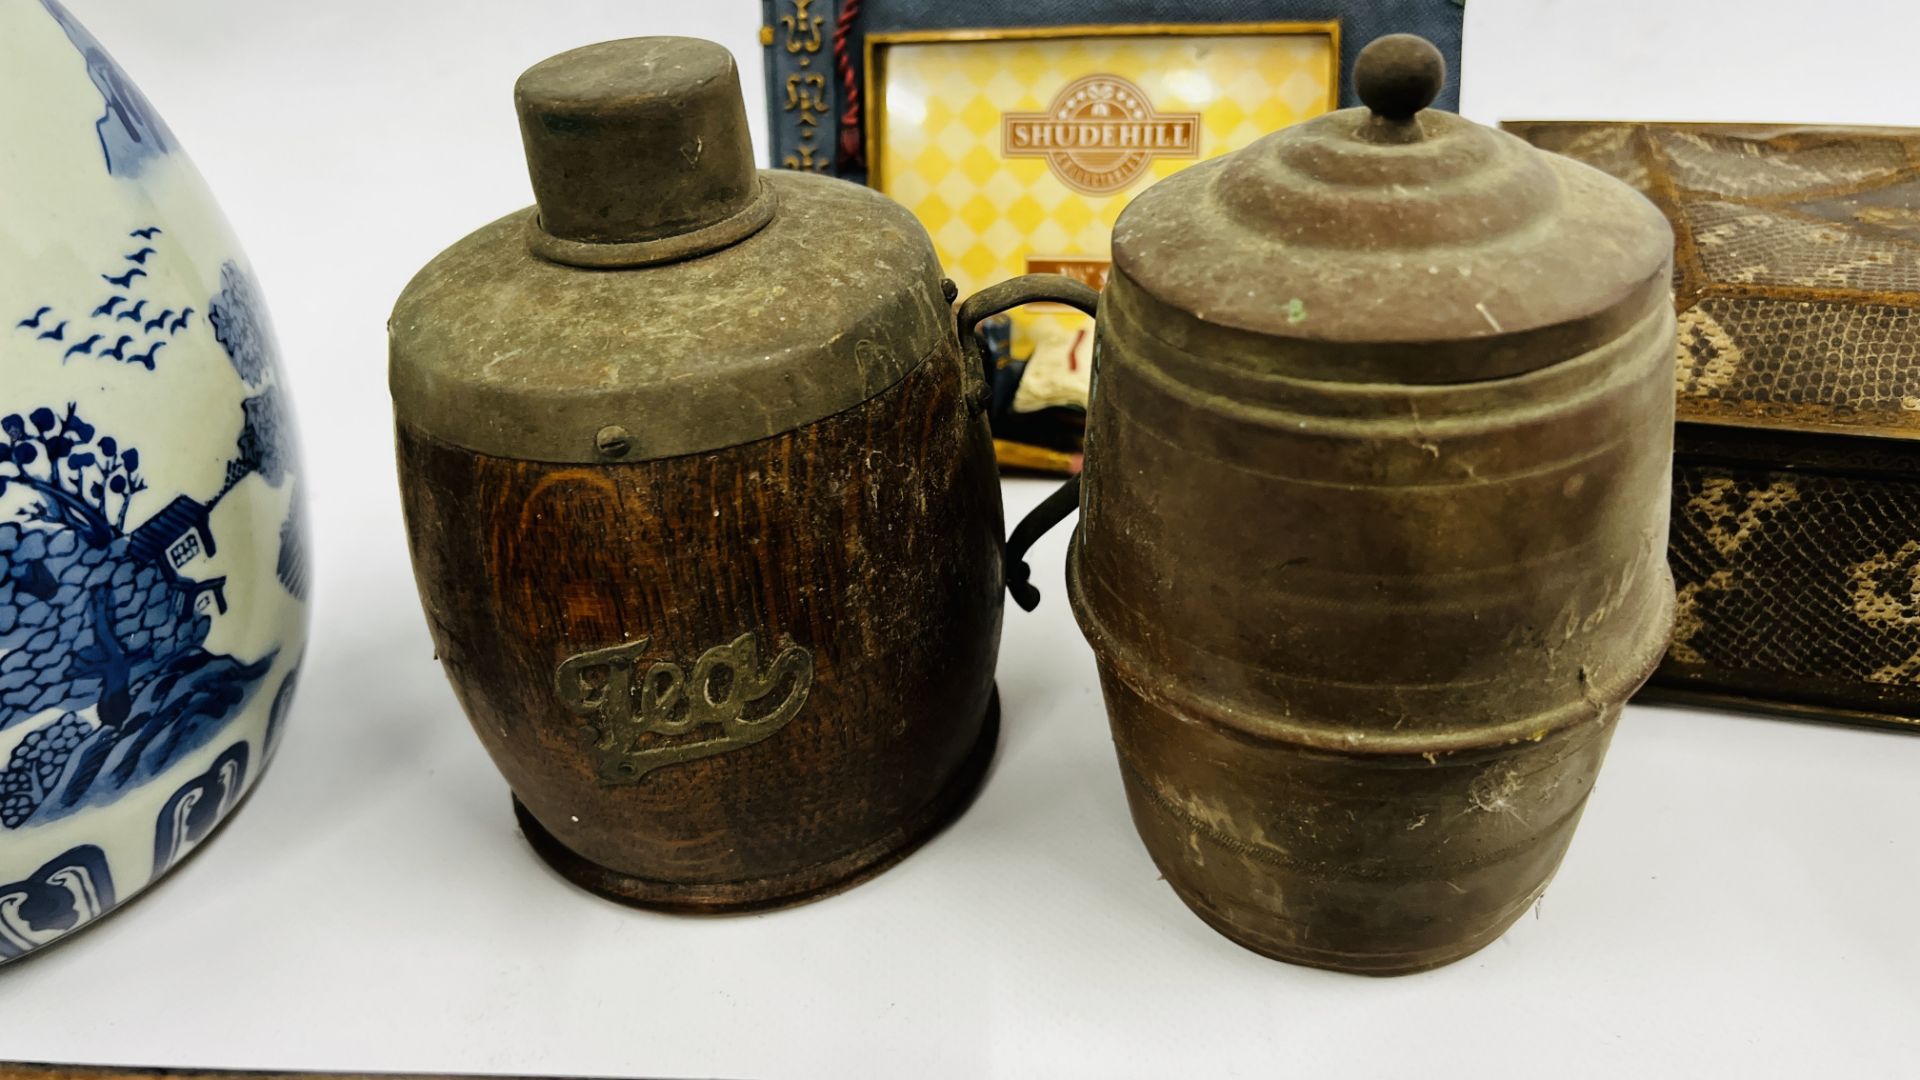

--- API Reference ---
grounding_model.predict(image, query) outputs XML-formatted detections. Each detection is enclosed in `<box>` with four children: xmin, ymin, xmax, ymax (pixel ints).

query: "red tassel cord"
<box><xmin>834</xmin><ymin>0</ymin><xmax>863</xmax><ymax>169</ymax></box>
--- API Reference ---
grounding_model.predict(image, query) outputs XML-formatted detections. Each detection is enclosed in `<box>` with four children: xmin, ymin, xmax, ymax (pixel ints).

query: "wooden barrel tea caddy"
<box><xmin>390</xmin><ymin>37</ymin><xmax>1004</xmax><ymax>912</ymax></box>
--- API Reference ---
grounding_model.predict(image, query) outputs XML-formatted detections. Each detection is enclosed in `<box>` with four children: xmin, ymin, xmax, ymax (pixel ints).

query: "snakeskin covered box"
<box><xmin>1506</xmin><ymin>122</ymin><xmax>1920</xmax><ymax>732</ymax></box>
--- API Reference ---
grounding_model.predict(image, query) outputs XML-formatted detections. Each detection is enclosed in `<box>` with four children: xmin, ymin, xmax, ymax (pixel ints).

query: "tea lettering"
<box><xmin>555</xmin><ymin>631</ymin><xmax>814</xmax><ymax>784</ymax></box>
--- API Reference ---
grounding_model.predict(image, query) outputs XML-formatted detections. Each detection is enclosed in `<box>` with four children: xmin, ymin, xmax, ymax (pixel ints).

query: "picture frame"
<box><xmin>760</xmin><ymin>1</ymin><xmax>1467</xmax><ymax>471</ymax></box>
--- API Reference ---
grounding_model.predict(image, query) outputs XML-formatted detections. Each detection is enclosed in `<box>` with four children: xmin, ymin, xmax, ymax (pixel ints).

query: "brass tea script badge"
<box><xmin>1002</xmin><ymin>74</ymin><xmax>1199</xmax><ymax>195</ymax></box>
<box><xmin>555</xmin><ymin>632</ymin><xmax>815</xmax><ymax>784</ymax></box>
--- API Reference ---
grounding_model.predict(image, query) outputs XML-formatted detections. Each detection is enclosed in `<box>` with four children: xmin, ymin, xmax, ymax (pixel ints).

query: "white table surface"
<box><xmin>2</xmin><ymin>1</ymin><xmax>1917</xmax><ymax>1077</ymax></box>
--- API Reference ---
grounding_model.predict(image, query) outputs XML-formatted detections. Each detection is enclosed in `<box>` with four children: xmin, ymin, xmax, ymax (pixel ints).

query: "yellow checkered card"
<box><xmin>867</xmin><ymin>24</ymin><xmax>1338</xmax><ymax>470</ymax></box>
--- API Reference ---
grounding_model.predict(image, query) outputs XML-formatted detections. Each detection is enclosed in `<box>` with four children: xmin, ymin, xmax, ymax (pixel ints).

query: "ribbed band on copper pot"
<box><xmin>1064</xmin><ymin>34</ymin><xmax>1680</xmax><ymax>974</ymax></box>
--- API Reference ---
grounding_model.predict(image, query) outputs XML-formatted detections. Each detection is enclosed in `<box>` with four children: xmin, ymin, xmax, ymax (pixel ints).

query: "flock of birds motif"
<box><xmin>12</xmin><ymin>226</ymin><xmax>190</xmax><ymax>370</ymax></box>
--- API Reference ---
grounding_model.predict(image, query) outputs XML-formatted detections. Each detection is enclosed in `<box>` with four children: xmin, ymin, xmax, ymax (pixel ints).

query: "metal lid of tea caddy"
<box><xmin>389</xmin><ymin>37</ymin><xmax>951</xmax><ymax>464</ymax></box>
<box><xmin>1109</xmin><ymin>35</ymin><xmax>1674</xmax><ymax>384</ymax></box>
<box><xmin>514</xmin><ymin>36</ymin><xmax>777</xmax><ymax>267</ymax></box>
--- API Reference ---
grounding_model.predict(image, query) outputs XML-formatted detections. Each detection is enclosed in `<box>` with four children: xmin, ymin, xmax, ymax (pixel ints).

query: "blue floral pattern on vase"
<box><xmin>0</xmin><ymin>0</ymin><xmax>308</xmax><ymax>963</ymax></box>
<box><xmin>0</xmin><ymin>844</ymin><xmax>115</xmax><ymax>959</ymax></box>
<box><xmin>0</xmin><ymin>360</ymin><xmax>295</xmax><ymax>827</ymax></box>
<box><xmin>11</xmin><ymin>226</ymin><xmax>217</xmax><ymax>374</ymax></box>
<box><xmin>264</xmin><ymin>658</ymin><xmax>301</xmax><ymax>758</ymax></box>
<box><xmin>150</xmin><ymin>741</ymin><xmax>248</xmax><ymax>882</ymax></box>
<box><xmin>37</xmin><ymin>0</ymin><xmax>174</xmax><ymax>178</ymax></box>
<box><xmin>208</xmin><ymin>262</ymin><xmax>276</xmax><ymax>388</ymax></box>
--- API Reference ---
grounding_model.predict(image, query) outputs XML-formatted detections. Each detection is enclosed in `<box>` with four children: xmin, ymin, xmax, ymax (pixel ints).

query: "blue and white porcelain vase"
<box><xmin>0</xmin><ymin>0</ymin><xmax>308</xmax><ymax>962</ymax></box>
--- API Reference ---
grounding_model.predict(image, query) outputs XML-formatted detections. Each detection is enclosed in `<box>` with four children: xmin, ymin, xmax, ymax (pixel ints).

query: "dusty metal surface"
<box><xmin>391</xmin><ymin>36</ymin><xmax>950</xmax><ymax>465</ymax></box>
<box><xmin>389</xmin><ymin>171</ymin><xmax>948</xmax><ymax>464</ymax></box>
<box><xmin>1109</xmin><ymin>39</ymin><xmax>1670</xmax><ymax>384</ymax></box>
<box><xmin>515</xmin><ymin>37</ymin><xmax>769</xmax><ymax>256</ymax></box>
<box><xmin>991</xmin><ymin>34</ymin><xmax>1680</xmax><ymax>974</ymax></box>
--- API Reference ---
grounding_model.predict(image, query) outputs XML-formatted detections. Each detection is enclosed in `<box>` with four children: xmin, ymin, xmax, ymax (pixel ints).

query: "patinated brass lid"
<box><xmin>390</xmin><ymin>37</ymin><xmax>950</xmax><ymax>463</ymax></box>
<box><xmin>1111</xmin><ymin>35</ymin><xmax>1673</xmax><ymax>384</ymax></box>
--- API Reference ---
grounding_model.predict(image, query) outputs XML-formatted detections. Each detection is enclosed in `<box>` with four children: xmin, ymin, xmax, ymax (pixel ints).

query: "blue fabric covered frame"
<box><xmin>761</xmin><ymin>0</ymin><xmax>1465</xmax><ymax>183</ymax></box>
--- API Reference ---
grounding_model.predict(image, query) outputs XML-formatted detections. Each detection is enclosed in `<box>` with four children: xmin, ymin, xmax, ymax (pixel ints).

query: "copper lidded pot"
<box><xmin>980</xmin><ymin>36</ymin><xmax>1678</xmax><ymax>973</ymax></box>
<box><xmin>389</xmin><ymin>38</ymin><xmax>1003</xmax><ymax>911</ymax></box>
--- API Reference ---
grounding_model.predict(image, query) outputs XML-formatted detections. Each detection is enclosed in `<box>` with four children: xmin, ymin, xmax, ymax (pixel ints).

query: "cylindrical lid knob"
<box><xmin>514</xmin><ymin>37</ymin><xmax>774</xmax><ymax>267</ymax></box>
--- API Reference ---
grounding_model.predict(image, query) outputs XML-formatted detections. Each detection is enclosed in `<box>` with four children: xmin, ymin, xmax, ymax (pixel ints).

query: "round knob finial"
<box><xmin>1355</xmin><ymin>34</ymin><xmax>1446</xmax><ymax>122</ymax></box>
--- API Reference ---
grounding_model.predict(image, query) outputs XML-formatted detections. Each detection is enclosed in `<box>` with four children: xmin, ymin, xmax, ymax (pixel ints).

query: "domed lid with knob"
<box><xmin>391</xmin><ymin>37</ymin><xmax>952</xmax><ymax>464</ymax></box>
<box><xmin>1109</xmin><ymin>34</ymin><xmax>1674</xmax><ymax>384</ymax></box>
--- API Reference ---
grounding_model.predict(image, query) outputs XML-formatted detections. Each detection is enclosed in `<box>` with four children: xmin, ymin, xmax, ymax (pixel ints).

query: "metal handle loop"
<box><xmin>955</xmin><ymin>274</ymin><xmax>1101</xmax><ymax>611</ymax></box>
<box><xmin>956</xmin><ymin>274</ymin><xmax>1099</xmax><ymax>417</ymax></box>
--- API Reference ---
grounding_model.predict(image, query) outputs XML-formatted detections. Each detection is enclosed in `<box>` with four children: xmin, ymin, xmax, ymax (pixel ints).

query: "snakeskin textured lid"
<box><xmin>1110</xmin><ymin>35</ymin><xmax>1673</xmax><ymax>384</ymax></box>
<box><xmin>1507</xmin><ymin>121</ymin><xmax>1920</xmax><ymax>441</ymax></box>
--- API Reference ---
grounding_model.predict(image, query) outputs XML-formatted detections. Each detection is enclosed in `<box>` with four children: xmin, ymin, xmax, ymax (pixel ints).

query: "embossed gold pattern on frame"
<box><xmin>776</xmin><ymin>0</ymin><xmax>830</xmax><ymax>172</ymax></box>
<box><xmin>556</xmin><ymin>632</ymin><xmax>815</xmax><ymax>784</ymax></box>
